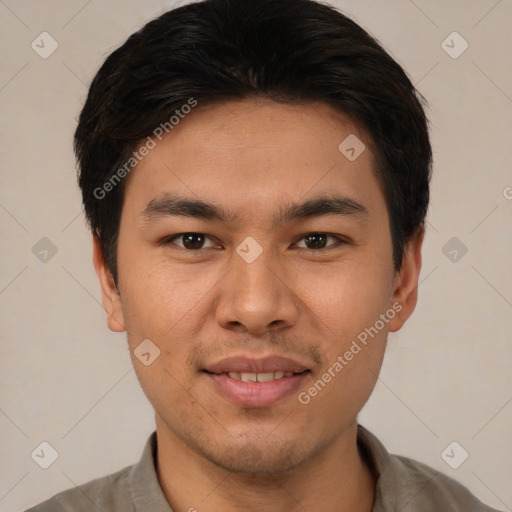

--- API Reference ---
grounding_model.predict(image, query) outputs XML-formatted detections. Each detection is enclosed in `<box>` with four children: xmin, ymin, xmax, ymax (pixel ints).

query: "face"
<box><xmin>94</xmin><ymin>98</ymin><xmax>423</xmax><ymax>474</ymax></box>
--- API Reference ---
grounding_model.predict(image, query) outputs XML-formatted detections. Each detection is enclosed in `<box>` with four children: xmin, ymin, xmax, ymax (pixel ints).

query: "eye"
<box><xmin>161</xmin><ymin>232</ymin><xmax>347</xmax><ymax>252</ymax></box>
<box><xmin>161</xmin><ymin>232</ymin><xmax>220</xmax><ymax>251</ymax></box>
<box><xmin>294</xmin><ymin>233</ymin><xmax>346</xmax><ymax>251</ymax></box>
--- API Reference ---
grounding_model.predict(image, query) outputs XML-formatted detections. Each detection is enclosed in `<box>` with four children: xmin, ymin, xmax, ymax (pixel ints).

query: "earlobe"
<box><xmin>92</xmin><ymin>234</ymin><xmax>126</xmax><ymax>333</ymax></box>
<box><xmin>388</xmin><ymin>227</ymin><xmax>425</xmax><ymax>333</ymax></box>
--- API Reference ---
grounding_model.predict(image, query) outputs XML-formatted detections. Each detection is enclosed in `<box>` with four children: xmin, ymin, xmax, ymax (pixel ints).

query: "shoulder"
<box><xmin>24</xmin><ymin>464</ymin><xmax>134</xmax><ymax>512</ymax></box>
<box><xmin>384</xmin><ymin>453</ymin><xmax>503</xmax><ymax>512</ymax></box>
<box><xmin>357</xmin><ymin>425</ymin><xmax>503</xmax><ymax>512</ymax></box>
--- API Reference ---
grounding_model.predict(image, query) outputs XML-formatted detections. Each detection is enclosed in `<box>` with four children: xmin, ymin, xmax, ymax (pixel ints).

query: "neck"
<box><xmin>155</xmin><ymin>416</ymin><xmax>375</xmax><ymax>512</ymax></box>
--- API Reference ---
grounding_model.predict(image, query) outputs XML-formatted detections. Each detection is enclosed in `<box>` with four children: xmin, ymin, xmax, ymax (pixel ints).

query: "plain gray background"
<box><xmin>0</xmin><ymin>0</ymin><xmax>511</xmax><ymax>510</ymax></box>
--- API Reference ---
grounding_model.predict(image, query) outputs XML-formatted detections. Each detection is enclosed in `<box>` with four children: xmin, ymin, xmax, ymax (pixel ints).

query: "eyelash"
<box><xmin>160</xmin><ymin>232</ymin><xmax>348</xmax><ymax>252</ymax></box>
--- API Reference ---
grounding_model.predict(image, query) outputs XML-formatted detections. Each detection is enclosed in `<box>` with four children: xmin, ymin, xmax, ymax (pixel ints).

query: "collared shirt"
<box><xmin>25</xmin><ymin>425</ymin><xmax>503</xmax><ymax>512</ymax></box>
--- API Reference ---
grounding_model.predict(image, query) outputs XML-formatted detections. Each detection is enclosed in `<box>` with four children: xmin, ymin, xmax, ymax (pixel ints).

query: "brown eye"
<box><xmin>181</xmin><ymin>233</ymin><xmax>205</xmax><ymax>250</ymax></box>
<box><xmin>163</xmin><ymin>233</ymin><xmax>217</xmax><ymax>250</ymax></box>
<box><xmin>295</xmin><ymin>233</ymin><xmax>345</xmax><ymax>250</ymax></box>
<box><xmin>304</xmin><ymin>233</ymin><xmax>328</xmax><ymax>250</ymax></box>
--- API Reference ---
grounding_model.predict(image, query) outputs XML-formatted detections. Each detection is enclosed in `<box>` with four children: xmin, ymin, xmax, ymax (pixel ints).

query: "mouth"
<box><xmin>204</xmin><ymin>370</ymin><xmax>305</xmax><ymax>382</ymax></box>
<box><xmin>201</xmin><ymin>355</ymin><xmax>312</xmax><ymax>408</ymax></box>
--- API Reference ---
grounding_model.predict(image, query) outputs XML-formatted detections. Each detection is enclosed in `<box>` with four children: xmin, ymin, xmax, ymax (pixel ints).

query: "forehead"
<box><xmin>122</xmin><ymin>98</ymin><xmax>386</xmax><ymax>226</ymax></box>
<box><xmin>167</xmin><ymin>98</ymin><xmax>370</xmax><ymax>160</ymax></box>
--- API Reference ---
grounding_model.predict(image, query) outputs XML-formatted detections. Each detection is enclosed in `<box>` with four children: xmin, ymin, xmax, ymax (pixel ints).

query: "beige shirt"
<box><xmin>25</xmin><ymin>425</ymin><xmax>503</xmax><ymax>512</ymax></box>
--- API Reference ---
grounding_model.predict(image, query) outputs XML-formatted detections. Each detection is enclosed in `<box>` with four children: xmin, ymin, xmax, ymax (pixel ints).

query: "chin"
<box><xmin>197</xmin><ymin>435</ymin><xmax>311</xmax><ymax>476</ymax></box>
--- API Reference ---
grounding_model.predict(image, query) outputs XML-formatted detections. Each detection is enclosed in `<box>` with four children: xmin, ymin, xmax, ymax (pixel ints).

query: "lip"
<box><xmin>204</xmin><ymin>371</ymin><xmax>310</xmax><ymax>408</ymax></box>
<box><xmin>202</xmin><ymin>354</ymin><xmax>311</xmax><ymax>408</ymax></box>
<box><xmin>203</xmin><ymin>355</ymin><xmax>310</xmax><ymax>374</ymax></box>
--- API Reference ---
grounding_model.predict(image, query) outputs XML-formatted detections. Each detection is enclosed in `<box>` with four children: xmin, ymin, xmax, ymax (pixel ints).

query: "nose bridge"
<box><xmin>236</xmin><ymin>240</ymin><xmax>280</xmax><ymax>294</ymax></box>
<box><xmin>214</xmin><ymin>237</ymin><xmax>299</xmax><ymax>334</ymax></box>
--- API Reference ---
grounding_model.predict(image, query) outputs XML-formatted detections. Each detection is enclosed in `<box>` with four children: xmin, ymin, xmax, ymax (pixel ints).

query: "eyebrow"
<box><xmin>141</xmin><ymin>193</ymin><xmax>368</xmax><ymax>228</ymax></box>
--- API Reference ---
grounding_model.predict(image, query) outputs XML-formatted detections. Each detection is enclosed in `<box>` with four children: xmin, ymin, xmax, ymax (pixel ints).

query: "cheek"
<box><xmin>315</xmin><ymin>345</ymin><xmax>385</xmax><ymax>423</ymax></box>
<box><xmin>298</xmin><ymin>275</ymin><xmax>390</xmax><ymax>422</ymax></box>
<box><xmin>132</xmin><ymin>357</ymin><xmax>204</xmax><ymax>432</ymax></box>
<box><xmin>119</xmin><ymin>251</ymin><xmax>212</xmax><ymax>340</ymax></box>
<box><xmin>118</xmin><ymin>259</ymin><xmax>218</xmax><ymax>402</ymax></box>
<box><xmin>296</xmin><ymin>257</ymin><xmax>393</xmax><ymax>343</ymax></box>
<box><xmin>297</xmin><ymin>254</ymin><xmax>392</xmax><ymax>414</ymax></box>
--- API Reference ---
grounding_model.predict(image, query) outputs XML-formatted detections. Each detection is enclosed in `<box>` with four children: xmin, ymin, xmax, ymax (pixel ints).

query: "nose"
<box><xmin>214</xmin><ymin>245</ymin><xmax>300</xmax><ymax>336</ymax></box>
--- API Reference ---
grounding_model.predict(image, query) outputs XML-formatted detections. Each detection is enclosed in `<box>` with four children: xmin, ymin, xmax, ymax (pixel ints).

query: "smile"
<box><xmin>223</xmin><ymin>370</ymin><xmax>296</xmax><ymax>382</ymax></box>
<box><xmin>203</xmin><ymin>370</ymin><xmax>311</xmax><ymax>408</ymax></box>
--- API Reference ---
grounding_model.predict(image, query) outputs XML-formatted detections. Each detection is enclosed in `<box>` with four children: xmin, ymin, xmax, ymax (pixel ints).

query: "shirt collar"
<box><xmin>357</xmin><ymin>424</ymin><xmax>398</xmax><ymax>512</ymax></box>
<box><xmin>129</xmin><ymin>431</ymin><xmax>174</xmax><ymax>511</ymax></box>
<box><xmin>129</xmin><ymin>426</ymin><xmax>395</xmax><ymax>512</ymax></box>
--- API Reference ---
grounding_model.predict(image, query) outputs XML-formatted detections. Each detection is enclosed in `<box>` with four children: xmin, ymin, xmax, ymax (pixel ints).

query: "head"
<box><xmin>77</xmin><ymin>0</ymin><xmax>431</xmax><ymax>474</ymax></box>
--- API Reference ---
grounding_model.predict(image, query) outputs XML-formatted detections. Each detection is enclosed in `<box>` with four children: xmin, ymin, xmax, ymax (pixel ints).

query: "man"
<box><xmin>26</xmin><ymin>0</ymin><xmax>502</xmax><ymax>510</ymax></box>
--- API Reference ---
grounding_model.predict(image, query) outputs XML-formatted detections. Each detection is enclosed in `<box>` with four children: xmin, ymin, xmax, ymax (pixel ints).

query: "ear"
<box><xmin>388</xmin><ymin>227</ymin><xmax>425</xmax><ymax>332</ymax></box>
<box><xmin>92</xmin><ymin>233</ymin><xmax>126</xmax><ymax>332</ymax></box>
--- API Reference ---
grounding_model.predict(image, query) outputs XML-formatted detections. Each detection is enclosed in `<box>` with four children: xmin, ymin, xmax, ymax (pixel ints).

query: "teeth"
<box><xmin>256</xmin><ymin>372</ymin><xmax>274</xmax><ymax>383</ymax></box>
<box><xmin>227</xmin><ymin>371</ymin><xmax>295</xmax><ymax>382</ymax></box>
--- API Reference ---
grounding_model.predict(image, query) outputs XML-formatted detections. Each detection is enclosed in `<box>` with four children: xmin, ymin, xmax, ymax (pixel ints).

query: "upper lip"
<box><xmin>203</xmin><ymin>355</ymin><xmax>310</xmax><ymax>374</ymax></box>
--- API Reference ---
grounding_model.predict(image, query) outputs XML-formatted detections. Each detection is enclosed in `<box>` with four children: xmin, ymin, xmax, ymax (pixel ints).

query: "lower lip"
<box><xmin>204</xmin><ymin>372</ymin><xmax>310</xmax><ymax>408</ymax></box>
